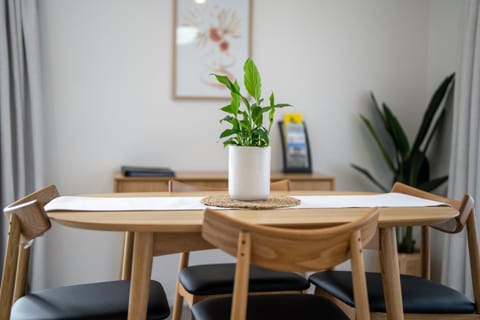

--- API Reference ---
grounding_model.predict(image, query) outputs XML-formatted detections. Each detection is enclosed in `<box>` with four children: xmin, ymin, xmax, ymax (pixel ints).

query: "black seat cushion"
<box><xmin>192</xmin><ymin>293</ymin><xmax>350</xmax><ymax>320</ymax></box>
<box><xmin>10</xmin><ymin>280</ymin><xmax>170</xmax><ymax>320</ymax></box>
<box><xmin>179</xmin><ymin>263</ymin><xmax>309</xmax><ymax>295</ymax></box>
<box><xmin>309</xmin><ymin>271</ymin><xmax>475</xmax><ymax>314</ymax></box>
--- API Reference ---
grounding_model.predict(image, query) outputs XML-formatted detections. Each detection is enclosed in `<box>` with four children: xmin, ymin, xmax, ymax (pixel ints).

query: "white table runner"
<box><xmin>44</xmin><ymin>193</ymin><xmax>447</xmax><ymax>212</ymax></box>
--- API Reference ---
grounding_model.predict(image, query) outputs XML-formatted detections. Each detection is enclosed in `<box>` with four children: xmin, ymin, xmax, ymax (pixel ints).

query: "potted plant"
<box><xmin>352</xmin><ymin>73</ymin><xmax>455</xmax><ymax>253</ymax></box>
<box><xmin>212</xmin><ymin>58</ymin><xmax>291</xmax><ymax>200</ymax></box>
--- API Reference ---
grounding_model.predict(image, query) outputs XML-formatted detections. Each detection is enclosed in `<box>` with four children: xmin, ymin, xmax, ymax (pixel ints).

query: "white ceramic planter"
<box><xmin>228</xmin><ymin>145</ymin><xmax>271</xmax><ymax>200</ymax></box>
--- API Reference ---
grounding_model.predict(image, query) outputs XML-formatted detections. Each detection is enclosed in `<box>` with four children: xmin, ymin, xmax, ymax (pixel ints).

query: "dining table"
<box><xmin>45</xmin><ymin>190</ymin><xmax>459</xmax><ymax>320</ymax></box>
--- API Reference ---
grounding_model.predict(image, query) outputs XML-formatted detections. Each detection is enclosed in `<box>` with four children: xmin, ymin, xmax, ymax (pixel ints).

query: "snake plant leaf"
<box><xmin>370</xmin><ymin>91</ymin><xmax>385</xmax><ymax>123</ymax></box>
<box><xmin>418</xmin><ymin>175</ymin><xmax>449</xmax><ymax>192</ymax></box>
<box><xmin>411</xmin><ymin>73</ymin><xmax>455</xmax><ymax>152</ymax></box>
<box><xmin>405</xmin><ymin>150</ymin><xmax>430</xmax><ymax>186</ymax></box>
<box><xmin>351</xmin><ymin>164</ymin><xmax>389</xmax><ymax>192</ymax></box>
<box><xmin>244</xmin><ymin>58</ymin><xmax>262</xmax><ymax>101</ymax></box>
<box><xmin>382</xmin><ymin>103</ymin><xmax>410</xmax><ymax>158</ymax></box>
<box><xmin>360</xmin><ymin>115</ymin><xmax>396</xmax><ymax>173</ymax></box>
<box><xmin>423</xmin><ymin>108</ymin><xmax>446</xmax><ymax>153</ymax></box>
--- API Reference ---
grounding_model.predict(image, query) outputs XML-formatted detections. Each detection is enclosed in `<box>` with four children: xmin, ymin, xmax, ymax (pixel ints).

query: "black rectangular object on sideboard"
<box><xmin>121</xmin><ymin>166</ymin><xmax>175</xmax><ymax>177</ymax></box>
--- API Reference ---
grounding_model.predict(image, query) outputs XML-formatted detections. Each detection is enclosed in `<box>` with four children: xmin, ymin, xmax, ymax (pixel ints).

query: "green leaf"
<box><xmin>422</xmin><ymin>108</ymin><xmax>446</xmax><ymax>153</ymax></box>
<box><xmin>212</xmin><ymin>74</ymin><xmax>235</xmax><ymax>92</ymax></box>
<box><xmin>240</xmin><ymin>111</ymin><xmax>251</xmax><ymax>130</ymax></box>
<box><xmin>243</xmin><ymin>58</ymin><xmax>262</xmax><ymax>101</ymax></box>
<box><xmin>221</xmin><ymin>116</ymin><xmax>240</xmax><ymax>131</ymax></box>
<box><xmin>221</xmin><ymin>104</ymin><xmax>237</xmax><ymax>114</ymax></box>
<box><xmin>406</xmin><ymin>150</ymin><xmax>429</xmax><ymax>186</ymax></box>
<box><xmin>273</xmin><ymin>103</ymin><xmax>291</xmax><ymax>109</ymax></box>
<box><xmin>382</xmin><ymin>103</ymin><xmax>410</xmax><ymax>158</ymax></box>
<box><xmin>252</xmin><ymin>105</ymin><xmax>263</xmax><ymax>127</ymax></box>
<box><xmin>252</xmin><ymin>128</ymin><xmax>269</xmax><ymax>147</ymax></box>
<box><xmin>370</xmin><ymin>91</ymin><xmax>385</xmax><ymax>123</ymax></box>
<box><xmin>418</xmin><ymin>175</ymin><xmax>448</xmax><ymax>192</ymax></box>
<box><xmin>216</xmin><ymin>58</ymin><xmax>292</xmax><ymax>148</ymax></box>
<box><xmin>262</xmin><ymin>106</ymin><xmax>272</xmax><ymax>113</ymax></box>
<box><xmin>222</xmin><ymin>137</ymin><xmax>239</xmax><ymax>147</ymax></box>
<box><xmin>220</xmin><ymin>115</ymin><xmax>234</xmax><ymax>123</ymax></box>
<box><xmin>351</xmin><ymin>164</ymin><xmax>389</xmax><ymax>192</ymax></box>
<box><xmin>219</xmin><ymin>129</ymin><xmax>237</xmax><ymax>139</ymax></box>
<box><xmin>411</xmin><ymin>73</ymin><xmax>454</xmax><ymax>152</ymax></box>
<box><xmin>360</xmin><ymin>115</ymin><xmax>396</xmax><ymax>173</ymax></box>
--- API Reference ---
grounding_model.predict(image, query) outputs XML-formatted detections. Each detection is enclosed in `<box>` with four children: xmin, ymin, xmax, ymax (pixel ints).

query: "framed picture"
<box><xmin>278</xmin><ymin>121</ymin><xmax>312</xmax><ymax>173</ymax></box>
<box><xmin>173</xmin><ymin>0</ymin><xmax>252</xmax><ymax>99</ymax></box>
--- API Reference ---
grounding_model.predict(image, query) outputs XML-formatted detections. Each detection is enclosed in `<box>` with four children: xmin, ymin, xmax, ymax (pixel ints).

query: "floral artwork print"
<box><xmin>175</xmin><ymin>0</ymin><xmax>250</xmax><ymax>98</ymax></box>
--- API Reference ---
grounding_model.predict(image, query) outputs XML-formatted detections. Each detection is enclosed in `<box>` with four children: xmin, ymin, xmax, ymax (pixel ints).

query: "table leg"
<box><xmin>128</xmin><ymin>232</ymin><xmax>154</xmax><ymax>320</ymax></box>
<box><xmin>379</xmin><ymin>227</ymin><xmax>404</xmax><ymax>320</ymax></box>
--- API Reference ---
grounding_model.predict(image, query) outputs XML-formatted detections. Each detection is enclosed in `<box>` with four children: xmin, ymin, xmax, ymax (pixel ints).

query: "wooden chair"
<box><xmin>191</xmin><ymin>207</ymin><xmax>379</xmax><ymax>320</ymax></box>
<box><xmin>309</xmin><ymin>182</ymin><xmax>480</xmax><ymax>319</ymax></box>
<box><xmin>0</xmin><ymin>185</ymin><xmax>170</xmax><ymax>320</ymax></box>
<box><xmin>169</xmin><ymin>179</ymin><xmax>308</xmax><ymax>320</ymax></box>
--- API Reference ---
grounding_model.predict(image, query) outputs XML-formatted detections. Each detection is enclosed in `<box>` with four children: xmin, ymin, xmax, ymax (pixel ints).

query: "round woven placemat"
<box><xmin>201</xmin><ymin>194</ymin><xmax>300</xmax><ymax>209</ymax></box>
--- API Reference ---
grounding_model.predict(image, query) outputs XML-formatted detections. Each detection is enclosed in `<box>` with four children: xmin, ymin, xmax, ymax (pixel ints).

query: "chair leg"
<box><xmin>13</xmin><ymin>246</ymin><xmax>31</xmax><ymax>301</ymax></box>
<box><xmin>120</xmin><ymin>231</ymin><xmax>134</xmax><ymax>280</ymax></box>
<box><xmin>0</xmin><ymin>215</ymin><xmax>21</xmax><ymax>320</ymax></box>
<box><xmin>467</xmin><ymin>212</ymin><xmax>480</xmax><ymax>314</ymax></box>
<box><xmin>171</xmin><ymin>252</ymin><xmax>190</xmax><ymax>320</ymax></box>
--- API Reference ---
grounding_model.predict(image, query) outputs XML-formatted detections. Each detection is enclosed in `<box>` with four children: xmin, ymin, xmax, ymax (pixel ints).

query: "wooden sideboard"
<box><xmin>113</xmin><ymin>172</ymin><xmax>335</xmax><ymax>192</ymax></box>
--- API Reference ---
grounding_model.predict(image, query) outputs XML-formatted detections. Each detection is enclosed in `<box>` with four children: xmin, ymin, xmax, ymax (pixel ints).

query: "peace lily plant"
<box><xmin>212</xmin><ymin>58</ymin><xmax>291</xmax><ymax>200</ymax></box>
<box><xmin>213</xmin><ymin>58</ymin><xmax>291</xmax><ymax>147</ymax></box>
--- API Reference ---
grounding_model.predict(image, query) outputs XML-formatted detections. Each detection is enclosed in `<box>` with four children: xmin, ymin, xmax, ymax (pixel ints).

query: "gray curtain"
<box><xmin>441</xmin><ymin>0</ymin><xmax>480</xmax><ymax>297</ymax></box>
<box><xmin>0</xmin><ymin>0</ymin><xmax>44</xmax><ymax>276</ymax></box>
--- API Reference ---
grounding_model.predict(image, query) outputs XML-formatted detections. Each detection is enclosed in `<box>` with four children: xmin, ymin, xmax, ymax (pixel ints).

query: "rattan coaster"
<box><xmin>201</xmin><ymin>194</ymin><xmax>300</xmax><ymax>209</ymax></box>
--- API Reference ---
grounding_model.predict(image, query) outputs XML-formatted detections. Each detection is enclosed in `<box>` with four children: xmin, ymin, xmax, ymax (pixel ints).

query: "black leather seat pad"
<box><xmin>309</xmin><ymin>271</ymin><xmax>475</xmax><ymax>313</ymax></box>
<box><xmin>192</xmin><ymin>293</ymin><xmax>350</xmax><ymax>320</ymax></box>
<box><xmin>10</xmin><ymin>280</ymin><xmax>170</xmax><ymax>320</ymax></box>
<box><xmin>179</xmin><ymin>263</ymin><xmax>309</xmax><ymax>295</ymax></box>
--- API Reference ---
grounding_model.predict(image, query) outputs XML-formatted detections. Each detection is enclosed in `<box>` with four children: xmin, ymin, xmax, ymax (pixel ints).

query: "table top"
<box><xmin>46</xmin><ymin>191</ymin><xmax>459</xmax><ymax>233</ymax></box>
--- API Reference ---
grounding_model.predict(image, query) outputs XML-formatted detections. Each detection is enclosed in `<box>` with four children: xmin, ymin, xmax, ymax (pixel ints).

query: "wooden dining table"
<box><xmin>46</xmin><ymin>191</ymin><xmax>459</xmax><ymax>320</ymax></box>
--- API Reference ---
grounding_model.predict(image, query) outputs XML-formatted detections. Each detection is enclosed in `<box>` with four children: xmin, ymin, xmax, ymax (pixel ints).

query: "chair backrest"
<box><xmin>0</xmin><ymin>185</ymin><xmax>60</xmax><ymax>320</ymax></box>
<box><xmin>390</xmin><ymin>182</ymin><xmax>479</xmax><ymax>311</ymax></box>
<box><xmin>202</xmin><ymin>207</ymin><xmax>379</xmax><ymax>320</ymax></box>
<box><xmin>391</xmin><ymin>182</ymin><xmax>472</xmax><ymax>233</ymax></box>
<box><xmin>168</xmin><ymin>179</ymin><xmax>290</xmax><ymax>192</ymax></box>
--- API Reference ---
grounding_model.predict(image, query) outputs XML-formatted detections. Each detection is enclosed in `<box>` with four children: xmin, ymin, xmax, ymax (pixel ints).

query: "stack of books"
<box><xmin>121</xmin><ymin>166</ymin><xmax>175</xmax><ymax>177</ymax></box>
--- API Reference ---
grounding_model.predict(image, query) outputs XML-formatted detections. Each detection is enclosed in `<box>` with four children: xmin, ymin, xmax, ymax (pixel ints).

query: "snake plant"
<box><xmin>352</xmin><ymin>73</ymin><xmax>455</xmax><ymax>252</ymax></box>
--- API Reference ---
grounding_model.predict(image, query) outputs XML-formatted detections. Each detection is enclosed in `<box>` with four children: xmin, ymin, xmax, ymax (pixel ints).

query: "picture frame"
<box><xmin>173</xmin><ymin>0</ymin><xmax>252</xmax><ymax>99</ymax></box>
<box><xmin>278</xmin><ymin>121</ymin><xmax>313</xmax><ymax>173</ymax></box>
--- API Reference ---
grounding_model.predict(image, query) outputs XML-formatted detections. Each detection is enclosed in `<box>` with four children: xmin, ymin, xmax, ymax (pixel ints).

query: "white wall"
<box><xmin>36</xmin><ymin>0</ymin><xmax>463</xmax><ymax>304</ymax></box>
